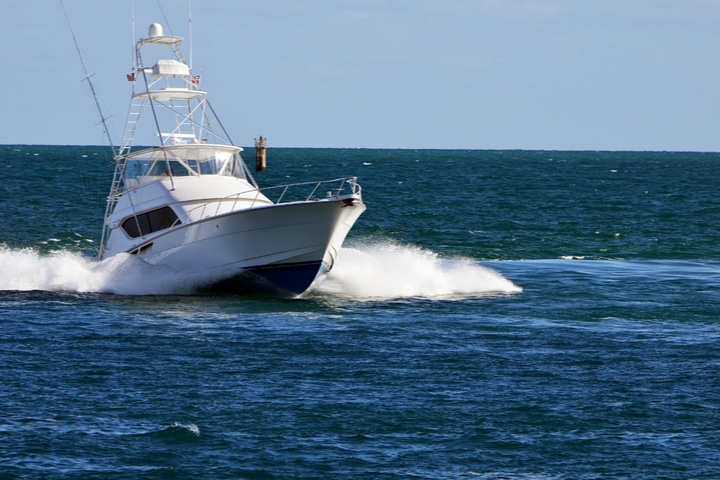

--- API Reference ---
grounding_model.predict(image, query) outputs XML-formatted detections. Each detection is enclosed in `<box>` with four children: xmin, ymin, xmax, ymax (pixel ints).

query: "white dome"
<box><xmin>148</xmin><ymin>23</ymin><xmax>163</xmax><ymax>37</ymax></box>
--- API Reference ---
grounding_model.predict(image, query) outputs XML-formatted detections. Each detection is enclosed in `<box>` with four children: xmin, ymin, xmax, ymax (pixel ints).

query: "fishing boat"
<box><xmin>98</xmin><ymin>22</ymin><xmax>365</xmax><ymax>296</ymax></box>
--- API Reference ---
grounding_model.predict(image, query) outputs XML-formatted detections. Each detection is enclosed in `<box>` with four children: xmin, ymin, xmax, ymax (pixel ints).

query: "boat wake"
<box><xmin>309</xmin><ymin>242</ymin><xmax>521</xmax><ymax>300</ymax></box>
<box><xmin>0</xmin><ymin>242</ymin><xmax>521</xmax><ymax>299</ymax></box>
<box><xmin>0</xmin><ymin>246</ymin><xmax>209</xmax><ymax>295</ymax></box>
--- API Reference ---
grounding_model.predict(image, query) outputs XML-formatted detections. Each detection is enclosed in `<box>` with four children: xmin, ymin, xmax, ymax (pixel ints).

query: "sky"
<box><xmin>1</xmin><ymin>0</ymin><xmax>719</xmax><ymax>151</ymax></box>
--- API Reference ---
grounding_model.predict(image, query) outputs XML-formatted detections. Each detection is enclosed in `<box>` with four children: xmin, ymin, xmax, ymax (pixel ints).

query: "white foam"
<box><xmin>310</xmin><ymin>242</ymin><xmax>522</xmax><ymax>300</ymax></box>
<box><xmin>170</xmin><ymin>422</ymin><xmax>200</xmax><ymax>436</ymax></box>
<box><xmin>0</xmin><ymin>246</ymin><xmax>203</xmax><ymax>295</ymax></box>
<box><xmin>0</xmin><ymin>242</ymin><xmax>522</xmax><ymax>299</ymax></box>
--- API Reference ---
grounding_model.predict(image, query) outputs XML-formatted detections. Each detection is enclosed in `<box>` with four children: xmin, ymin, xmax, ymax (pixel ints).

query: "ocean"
<box><xmin>1</xmin><ymin>145</ymin><xmax>719</xmax><ymax>479</ymax></box>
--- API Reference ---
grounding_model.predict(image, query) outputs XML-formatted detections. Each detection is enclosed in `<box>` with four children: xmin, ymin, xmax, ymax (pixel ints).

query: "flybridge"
<box><xmin>131</xmin><ymin>53</ymin><xmax>204</xmax><ymax>102</ymax></box>
<box><xmin>119</xmin><ymin>23</ymin><xmax>221</xmax><ymax>152</ymax></box>
<box><xmin>149</xmin><ymin>59</ymin><xmax>190</xmax><ymax>76</ymax></box>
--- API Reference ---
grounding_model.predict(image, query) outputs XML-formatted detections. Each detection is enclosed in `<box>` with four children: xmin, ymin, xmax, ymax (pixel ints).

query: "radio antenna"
<box><xmin>131</xmin><ymin>1</ymin><xmax>136</xmax><ymax>69</ymax></box>
<box><xmin>189</xmin><ymin>0</ymin><xmax>193</xmax><ymax>69</ymax></box>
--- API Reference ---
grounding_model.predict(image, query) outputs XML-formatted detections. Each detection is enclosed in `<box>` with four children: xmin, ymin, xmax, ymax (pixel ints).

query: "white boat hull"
<box><xmin>117</xmin><ymin>196</ymin><xmax>365</xmax><ymax>296</ymax></box>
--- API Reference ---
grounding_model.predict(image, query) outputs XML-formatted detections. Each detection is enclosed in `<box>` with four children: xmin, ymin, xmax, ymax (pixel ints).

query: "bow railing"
<box><xmin>178</xmin><ymin>176</ymin><xmax>362</xmax><ymax>225</ymax></box>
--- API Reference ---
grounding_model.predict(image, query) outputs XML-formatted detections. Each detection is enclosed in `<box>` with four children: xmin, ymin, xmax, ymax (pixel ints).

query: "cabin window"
<box><xmin>121</xmin><ymin>206</ymin><xmax>181</xmax><ymax>238</ymax></box>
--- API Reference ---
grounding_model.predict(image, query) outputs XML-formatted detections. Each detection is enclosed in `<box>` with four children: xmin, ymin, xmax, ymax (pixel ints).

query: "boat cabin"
<box><xmin>123</xmin><ymin>144</ymin><xmax>248</xmax><ymax>188</ymax></box>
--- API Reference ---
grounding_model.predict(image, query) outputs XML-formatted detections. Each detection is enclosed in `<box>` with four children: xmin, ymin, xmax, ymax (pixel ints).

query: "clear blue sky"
<box><xmin>2</xmin><ymin>0</ymin><xmax>719</xmax><ymax>151</ymax></box>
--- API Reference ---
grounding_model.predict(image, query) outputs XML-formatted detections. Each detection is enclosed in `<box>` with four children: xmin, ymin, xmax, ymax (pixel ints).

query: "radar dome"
<box><xmin>148</xmin><ymin>23</ymin><xmax>163</xmax><ymax>37</ymax></box>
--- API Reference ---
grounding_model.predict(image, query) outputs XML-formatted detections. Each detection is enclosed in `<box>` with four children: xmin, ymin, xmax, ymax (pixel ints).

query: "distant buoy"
<box><xmin>149</xmin><ymin>23</ymin><xmax>163</xmax><ymax>37</ymax></box>
<box><xmin>255</xmin><ymin>136</ymin><xmax>267</xmax><ymax>171</ymax></box>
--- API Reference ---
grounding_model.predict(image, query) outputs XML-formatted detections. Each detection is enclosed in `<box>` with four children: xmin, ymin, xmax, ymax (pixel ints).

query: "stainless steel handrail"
<box><xmin>177</xmin><ymin>176</ymin><xmax>362</xmax><ymax>225</ymax></box>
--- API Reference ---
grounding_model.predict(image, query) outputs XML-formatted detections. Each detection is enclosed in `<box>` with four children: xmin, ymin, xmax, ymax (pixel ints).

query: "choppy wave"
<box><xmin>146</xmin><ymin>422</ymin><xmax>201</xmax><ymax>441</ymax></box>
<box><xmin>0</xmin><ymin>242</ymin><xmax>521</xmax><ymax>299</ymax></box>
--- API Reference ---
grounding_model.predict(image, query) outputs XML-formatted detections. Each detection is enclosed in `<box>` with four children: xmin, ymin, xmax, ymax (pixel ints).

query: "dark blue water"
<box><xmin>1</xmin><ymin>146</ymin><xmax>719</xmax><ymax>478</ymax></box>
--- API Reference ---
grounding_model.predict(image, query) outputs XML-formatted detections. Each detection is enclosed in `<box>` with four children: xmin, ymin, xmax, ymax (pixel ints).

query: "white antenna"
<box><xmin>131</xmin><ymin>1</ymin><xmax>136</xmax><ymax>68</ymax></box>
<box><xmin>189</xmin><ymin>0</ymin><xmax>193</xmax><ymax>69</ymax></box>
<box><xmin>59</xmin><ymin>0</ymin><xmax>115</xmax><ymax>151</ymax></box>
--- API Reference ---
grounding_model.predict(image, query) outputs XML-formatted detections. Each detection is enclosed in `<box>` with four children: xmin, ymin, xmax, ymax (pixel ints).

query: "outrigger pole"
<box><xmin>60</xmin><ymin>0</ymin><xmax>121</xmax><ymax>258</ymax></box>
<box><xmin>59</xmin><ymin>0</ymin><xmax>115</xmax><ymax>152</ymax></box>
